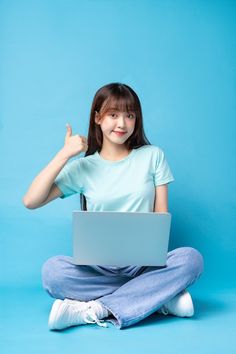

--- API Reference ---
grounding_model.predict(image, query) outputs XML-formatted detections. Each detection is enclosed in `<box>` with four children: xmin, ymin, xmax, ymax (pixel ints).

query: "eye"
<box><xmin>128</xmin><ymin>113</ymin><xmax>135</xmax><ymax>119</ymax></box>
<box><xmin>109</xmin><ymin>113</ymin><xmax>117</xmax><ymax>118</ymax></box>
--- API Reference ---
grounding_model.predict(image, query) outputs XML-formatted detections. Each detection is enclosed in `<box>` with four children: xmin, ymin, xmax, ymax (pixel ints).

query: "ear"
<box><xmin>95</xmin><ymin>111</ymin><xmax>101</xmax><ymax>125</ymax></box>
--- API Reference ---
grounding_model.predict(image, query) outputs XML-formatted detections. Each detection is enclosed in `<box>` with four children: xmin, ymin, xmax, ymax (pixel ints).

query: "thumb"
<box><xmin>65</xmin><ymin>123</ymin><xmax>72</xmax><ymax>140</ymax></box>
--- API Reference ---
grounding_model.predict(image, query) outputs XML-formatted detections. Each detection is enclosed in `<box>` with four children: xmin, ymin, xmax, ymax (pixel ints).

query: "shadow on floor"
<box><xmin>48</xmin><ymin>294</ymin><xmax>229</xmax><ymax>334</ymax></box>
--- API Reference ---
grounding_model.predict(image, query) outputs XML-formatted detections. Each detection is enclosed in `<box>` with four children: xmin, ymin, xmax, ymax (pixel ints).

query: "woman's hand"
<box><xmin>22</xmin><ymin>123</ymin><xmax>88</xmax><ymax>209</ymax></box>
<box><xmin>61</xmin><ymin>123</ymin><xmax>88</xmax><ymax>159</ymax></box>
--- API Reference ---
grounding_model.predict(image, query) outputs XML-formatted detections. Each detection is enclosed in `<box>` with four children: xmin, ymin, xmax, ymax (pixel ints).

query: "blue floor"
<box><xmin>2</xmin><ymin>283</ymin><xmax>236</xmax><ymax>354</ymax></box>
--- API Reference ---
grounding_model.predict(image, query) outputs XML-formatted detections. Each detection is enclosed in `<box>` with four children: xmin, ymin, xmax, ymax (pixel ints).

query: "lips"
<box><xmin>113</xmin><ymin>131</ymin><xmax>127</xmax><ymax>136</ymax></box>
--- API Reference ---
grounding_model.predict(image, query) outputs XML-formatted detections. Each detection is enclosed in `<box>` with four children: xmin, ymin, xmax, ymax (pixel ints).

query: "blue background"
<box><xmin>1</xmin><ymin>0</ymin><xmax>236</xmax><ymax>353</ymax></box>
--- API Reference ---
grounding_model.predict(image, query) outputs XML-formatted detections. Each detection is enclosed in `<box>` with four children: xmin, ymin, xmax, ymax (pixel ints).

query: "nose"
<box><xmin>117</xmin><ymin>115</ymin><xmax>126</xmax><ymax>128</ymax></box>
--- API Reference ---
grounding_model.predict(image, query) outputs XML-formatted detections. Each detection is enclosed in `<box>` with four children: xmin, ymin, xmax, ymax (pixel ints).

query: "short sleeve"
<box><xmin>154</xmin><ymin>148</ymin><xmax>175</xmax><ymax>186</ymax></box>
<box><xmin>54</xmin><ymin>159</ymin><xmax>83</xmax><ymax>199</ymax></box>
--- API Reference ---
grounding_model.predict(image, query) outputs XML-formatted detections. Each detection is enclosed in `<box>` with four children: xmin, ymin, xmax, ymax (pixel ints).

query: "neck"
<box><xmin>99</xmin><ymin>139</ymin><xmax>131</xmax><ymax>161</ymax></box>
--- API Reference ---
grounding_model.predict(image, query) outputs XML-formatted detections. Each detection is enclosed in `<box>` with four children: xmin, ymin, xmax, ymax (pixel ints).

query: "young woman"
<box><xmin>23</xmin><ymin>82</ymin><xmax>204</xmax><ymax>331</ymax></box>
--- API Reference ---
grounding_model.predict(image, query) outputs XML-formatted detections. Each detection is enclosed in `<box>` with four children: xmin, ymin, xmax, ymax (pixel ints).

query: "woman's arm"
<box><xmin>153</xmin><ymin>184</ymin><xmax>168</xmax><ymax>212</ymax></box>
<box><xmin>22</xmin><ymin>149</ymin><xmax>70</xmax><ymax>209</ymax></box>
<box><xmin>22</xmin><ymin>124</ymin><xmax>88</xmax><ymax>209</ymax></box>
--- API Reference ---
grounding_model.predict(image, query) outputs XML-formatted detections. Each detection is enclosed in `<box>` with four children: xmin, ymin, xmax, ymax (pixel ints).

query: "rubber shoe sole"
<box><xmin>158</xmin><ymin>290</ymin><xmax>194</xmax><ymax>317</ymax></box>
<box><xmin>48</xmin><ymin>299</ymin><xmax>64</xmax><ymax>330</ymax></box>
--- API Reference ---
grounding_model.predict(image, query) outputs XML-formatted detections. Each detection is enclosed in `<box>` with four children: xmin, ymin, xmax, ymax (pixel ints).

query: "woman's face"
<box><xmin>95</xmin><ymin>109</ymin><xmax>136</xmax><ymax>146</ymax></box>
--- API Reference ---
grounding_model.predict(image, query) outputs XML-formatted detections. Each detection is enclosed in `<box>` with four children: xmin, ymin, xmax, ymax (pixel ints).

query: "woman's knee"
<box><xmin>41</xmin><ymin>255</ymin><xmax>70</xmax><ymax>295</ymax></box>
<box><xmin>182</xmin><ymin>247</ymin><xmax>204</xmax><ymax>277</ymax></box>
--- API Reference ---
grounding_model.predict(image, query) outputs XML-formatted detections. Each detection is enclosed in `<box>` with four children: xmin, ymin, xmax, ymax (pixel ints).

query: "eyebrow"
<box><xmin>107</xmin><ymin>108</ymin><xmax>135</xmax><ymax>113</ymax></box>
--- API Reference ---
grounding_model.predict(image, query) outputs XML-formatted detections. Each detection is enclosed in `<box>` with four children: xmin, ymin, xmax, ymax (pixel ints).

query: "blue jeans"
<box><xmin>41</xmin><ymin>247</ymin><xmax>204</xmax><ymax>329</ymax></box>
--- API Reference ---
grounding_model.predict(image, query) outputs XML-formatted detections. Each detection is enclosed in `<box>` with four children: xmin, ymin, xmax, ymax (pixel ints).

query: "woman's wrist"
<box><xmin>56</xmin><ymin>148</ymin><xmax>71</xmax><ymax>162</ymax></box>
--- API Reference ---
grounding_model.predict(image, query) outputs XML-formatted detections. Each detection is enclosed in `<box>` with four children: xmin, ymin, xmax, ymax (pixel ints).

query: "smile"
<box><xmin>113</xmin><ymin>131</ymin><xmax>127</xmax><ymax>136</ymax></box>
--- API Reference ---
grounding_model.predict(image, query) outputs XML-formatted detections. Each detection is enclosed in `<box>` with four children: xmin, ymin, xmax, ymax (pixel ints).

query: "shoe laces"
<box><xmin>65</xmin><ymin>299</ymin><xmax>108</xmax><ymax>328</ymax></box>
<box><xmin>82</xmin><ymin>308</ymin><xmax>108</xmax><ymax>328</ymax></box>
<box><xmin>159</xmin><ymin>305</ymin><xmax>169</xmax><ymax>315</ymax></box>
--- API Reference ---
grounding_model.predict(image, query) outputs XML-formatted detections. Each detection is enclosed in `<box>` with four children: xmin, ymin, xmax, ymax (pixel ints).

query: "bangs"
<box><xmin>99</xmin><ymin>93</ymin><xmax>137</xmax><ymax>116</ymax></box>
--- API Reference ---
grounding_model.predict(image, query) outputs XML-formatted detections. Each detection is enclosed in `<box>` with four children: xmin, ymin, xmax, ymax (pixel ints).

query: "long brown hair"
<box><xmin>80</xmin><ymin>82</ymin><xmax>151</xmax><ymax>210</ymax></box>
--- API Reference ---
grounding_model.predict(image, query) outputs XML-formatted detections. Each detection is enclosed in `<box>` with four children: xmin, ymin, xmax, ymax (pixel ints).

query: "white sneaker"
<box><xmin>157</xmin><ymin>289</ymin><xmax>194</xmax><ymax>317</ymax></box>
<box><xmin>48</xmin><ymin>298</ymin><xmax>109</xmax><ymax>330</ymax></box>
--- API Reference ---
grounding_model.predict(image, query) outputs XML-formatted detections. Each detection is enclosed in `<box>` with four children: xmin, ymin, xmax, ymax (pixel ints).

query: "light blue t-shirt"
<box><xmin>54</xmin><ymin>145</ymin><xmax>175</xmax><ymax>212</ymax></box>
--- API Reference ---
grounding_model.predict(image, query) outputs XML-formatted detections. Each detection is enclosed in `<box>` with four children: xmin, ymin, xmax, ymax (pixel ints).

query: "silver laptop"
<box><xmin>72</xmin><ymin>211</ymin><xmax>171</xmax><ymax>267</ymax></box>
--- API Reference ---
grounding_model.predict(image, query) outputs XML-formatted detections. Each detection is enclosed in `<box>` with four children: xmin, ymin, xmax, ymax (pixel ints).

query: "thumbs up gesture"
<box><xmin>62</xmin><ymin>123</ymin><xmax>88</xmax><ymax>159</ymax></box>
